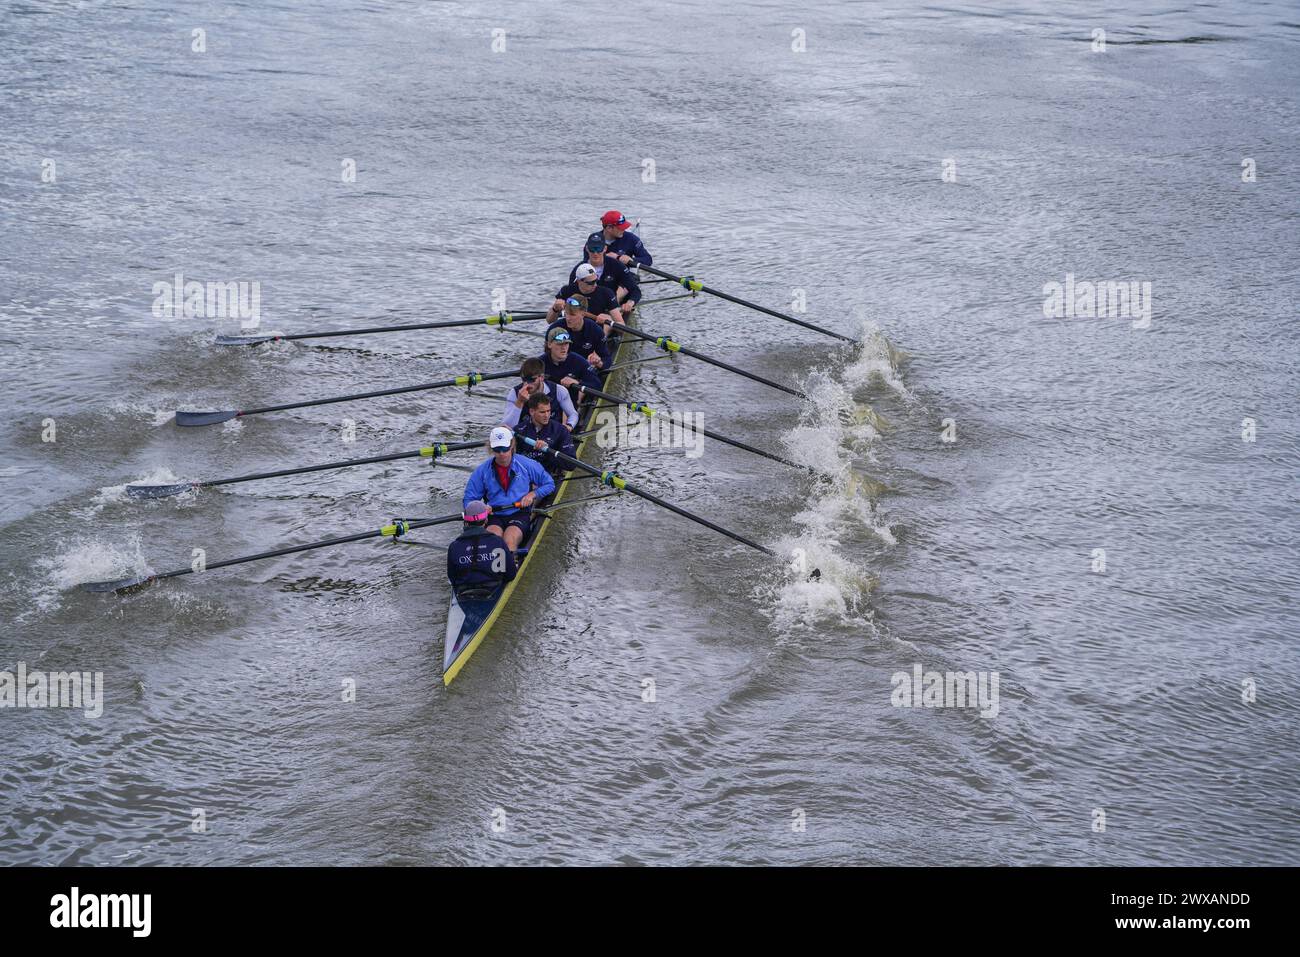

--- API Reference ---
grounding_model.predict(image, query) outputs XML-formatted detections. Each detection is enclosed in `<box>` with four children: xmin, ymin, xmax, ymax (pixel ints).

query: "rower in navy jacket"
<box><xmin>446</xmin><ymin>498</ymin><xmax>517</xmax><ymax>595</ymax></box>
<box><xmin>541</xmin><ymin>326</ymin><xmax>601</xmax><ymax>392</ymax></box>
<box><xmin>548</xmin><ymin>262</ymin><xmax>621</xmax><ymax>327</ymax></box>
<box><xmin>568</xmin><ymin>235</ymin><xmax>640</xmax><ymax>317</ymax></box>
<box><xmin>514</xmin><ymin>391</ymin><xmax>575</xmax><ymax>478</ymax></box>
<box><xmin>462</xmin><ymin>426</ymin><xmax>556</xmax><ymax>554</ymax></box>
<box><xmin>502</xmin><ymin>357</ymin><xmax>578</xmax><ymax>430</ymax></box>
<box><xmin>548</xmin><ymin>296</ymin><xmax>612</xmax><ymax>371</ymax></box>
<box><xmin>582</xmin><ymin>210</ymin><xmax>652</xmax><ymax>266</ymax></box>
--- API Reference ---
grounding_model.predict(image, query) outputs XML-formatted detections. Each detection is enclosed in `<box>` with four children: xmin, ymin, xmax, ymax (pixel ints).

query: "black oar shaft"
<box><xmin>518</xmin><ymin>436</ymin><xmax>774</xmax><ymax>557</ymax></box>
<box><xmin>202</xmin><ymin>441</ymin><xmax>482</xmax><ymax>489</ymax></box>
<box><xmin>637</xmin><ymin>264</ymin><xmax>854</xmax><ymax>343</ymax></box>
<box><xmin>575</xmin><ymin>384</ymin><xmax>806</xmax><ymax>472</ymax></box>
<box><xmin>612</xmin><ymin>322</ymin><xmax>806</xmax><ymax>399</ymax></box>
<box><xmin>240</xmin><ymin>370</ymin><xmax>515</xmax><ymax>417</ymax></box>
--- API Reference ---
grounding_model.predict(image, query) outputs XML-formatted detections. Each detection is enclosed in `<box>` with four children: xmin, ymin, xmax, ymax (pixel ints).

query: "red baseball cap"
<box><xmin>601</xmin><ymin>210</ymin><xmax>631</xmax><ymax>229</ymax></box>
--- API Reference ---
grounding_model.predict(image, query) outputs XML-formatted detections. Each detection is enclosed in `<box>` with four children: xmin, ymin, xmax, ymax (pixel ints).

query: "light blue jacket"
<box><xmin>463</xmin><ymin>452</ymin><xmax>556</xmax><ymax>514</ymax></box>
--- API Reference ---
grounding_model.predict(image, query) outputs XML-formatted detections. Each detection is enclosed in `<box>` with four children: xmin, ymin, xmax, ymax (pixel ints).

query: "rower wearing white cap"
<box><xmin>462</xmin><ymin>426</ymin><xmax>557</xmax><ymax>554</ymax></box>
<box><xmin>568</xmin><ymin>235</ymin><xmax>640</xmax><ymax>317</ymax></box>
<box><xmin>548</xmin><ymin>262</ymin><xmax>621</xmax><ymax>328</ymax></box>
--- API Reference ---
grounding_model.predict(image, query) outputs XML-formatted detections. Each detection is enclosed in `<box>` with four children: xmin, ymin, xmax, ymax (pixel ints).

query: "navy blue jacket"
<box><xmin>554</xmin><ymin>281</ymin><xmax>619</xmax><ymax>319</ymax></box>
<box><xmin>515</xmin><ymin>415</ymin><xmax>576</xmax><ymax>475</ymax></box>
<box><xmin>584</xmin><ymin>229</ymin><xmax>652</xmax><ymax>266</ymax></box>
<box><xmin>447</xmin><ymin>526</ymin><xmax>518</xmax><ymax>591</ymax></box>
<box><xmin>542</xmin><ymin>350</ymin><xmax>602</xmax><ymax>391</ymax></box>
<box><xmin>567</xmin><ymin>257</ymin><xmax>641</xmax><ymax>306</ymax></box>
<box><xmin>547</xmin><ymin>317</ymin><xmax>611</xmax><ymax>370</ymax></box>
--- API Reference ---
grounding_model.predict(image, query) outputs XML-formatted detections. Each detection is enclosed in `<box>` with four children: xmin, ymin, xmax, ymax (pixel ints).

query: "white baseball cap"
<box><xmin>489</xmin><ymin>426</ymin><xmax>514</xmax><ymax>451</ymax></box>
<box><xmin>575</xmin><ymin>263</ymin><xmax>598</xmax><ymax>281</ymax></box>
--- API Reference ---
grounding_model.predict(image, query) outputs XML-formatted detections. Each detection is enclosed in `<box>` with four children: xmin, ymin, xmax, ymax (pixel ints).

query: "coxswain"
<box><xmin>462</xmin><ymin>426</ymin><xmax>556</xmax><ymax>554</ymax></box>
<box><xmin>583</xmin><ymin>210</ymin><xmax>652</xmax><ymax>266</ymax></box>
<box><xmin>568</xmin><ymin>235</ymin><xmax>640</xmax><ymax>317</ymax></box>
<box><xmin>446</xmin><ymin>498</ymin><xmax>517</xmax><ymax>595</ymax></box>
<box><xmin>542</xmin><ymin>327</ymin><xmax>601</xmax><ymax>392</ymax></box>
<box><xmin>549</xmin><ymin>262</ymin><xmax>621</xmax><ymax>328</ymax></box>
<box><xmin>502</xmin><ymin>357</ymin><xmax>577</xmax><ymax>430</ymax></box>
<box><xmin>514</xmin><ymin>392</ymin><xmax>576</xmax><ymax>478</ymax></box>
<box><xmin>548</xmin><ymin>296</ymin><xmax>612</xmax><ymax>371</ymax></box>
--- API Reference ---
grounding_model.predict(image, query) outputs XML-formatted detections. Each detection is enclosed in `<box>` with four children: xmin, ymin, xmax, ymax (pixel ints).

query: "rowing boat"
<box><xmin>441</xmin><ymin>309</ymin><xmax>635</xmax><ymax>685</ymax></box>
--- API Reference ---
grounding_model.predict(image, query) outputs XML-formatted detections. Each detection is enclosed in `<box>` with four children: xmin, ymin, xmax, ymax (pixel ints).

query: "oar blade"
<box><xmin>80</xmin><ymin>574</ymin><xmax>156</xmax><ymax>595</ymax></box>
<box><xmin>126</xmin><ymin>482</ymin><xmax>197</xmax><ymax>500</ymax></box>
<box><xmin>174</xmin><ymin>409</ymin><xmax>240</xmax><ymax>427</ymax></box>
<box><xmin>215</xmin><ymin>334</ymin><xmax>277</xmax><ymax>346</ymax></box>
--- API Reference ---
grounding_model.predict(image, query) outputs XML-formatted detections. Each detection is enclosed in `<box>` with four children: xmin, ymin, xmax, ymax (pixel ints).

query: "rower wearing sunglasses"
<box><xmin>568</xmin><ymin>235</ymin><xmax>640</xmax><ymax>317</ymax></box>
<box><xmin>547</xmin><ymin>296</ymin><xmax>612</xmax><ymax>371</ymax></box>
<box><xmin>541</xmin><ymin>326</ymin><xmax>601</xmax><ymax>393</ymax></box>
<box><xmin>501</xmin><ymin>357</ymin><xmax>577</xmax><ymax>431</ymax></box>
<box><xmin>548</xmin><ymin>262</ymin><xmax>620</xmax><ymax>327</ymax></box>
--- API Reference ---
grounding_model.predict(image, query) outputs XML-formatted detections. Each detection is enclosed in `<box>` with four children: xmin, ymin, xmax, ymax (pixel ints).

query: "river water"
<box><xmin>1</xmin><ymin>0</ymin><xmax>1297</xmax><ymax>865</ymax></box>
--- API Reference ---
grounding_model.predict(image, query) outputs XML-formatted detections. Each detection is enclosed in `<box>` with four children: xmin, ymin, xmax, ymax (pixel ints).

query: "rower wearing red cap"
<box><xmin>584</xmin><ymin>210</ymin><xmax>652</xmax><ymax>267</ymax></box>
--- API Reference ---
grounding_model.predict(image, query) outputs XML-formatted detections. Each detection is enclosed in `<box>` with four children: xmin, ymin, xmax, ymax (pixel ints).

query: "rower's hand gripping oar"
<box><xmin>80</xmin><ymin>513</ymin><xmax>465</xmax><ymax>595</ymax></box>
<box><xmin>174</xmin><ymin>369</ymin><xmax>517</xmax><ymax>427</ymax></box>
<box><xmin>214</xmin><ymin>312</ymin><xmax>550</xmax><ymax>346</ymax></box>
<box><xmin>126</xmin><ymin>440</ymin><xmax>482</xmax><ymax>499</ymax></box>
<box><xmin>636</xmin><ymin>264</ymin><xmax>855</xmax><ymax>343</ymax></box>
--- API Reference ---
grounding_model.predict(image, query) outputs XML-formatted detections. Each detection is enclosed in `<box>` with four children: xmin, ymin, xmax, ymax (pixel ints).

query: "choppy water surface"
<box><xmin>1</xmin><ymin>0</ymin><xmax>1297</xmax><ymax>865</ymax></box>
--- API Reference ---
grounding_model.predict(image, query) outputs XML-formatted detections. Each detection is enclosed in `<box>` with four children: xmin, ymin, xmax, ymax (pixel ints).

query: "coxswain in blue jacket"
<box><xmin>547</xmin><ymin>297</ymin><xmax>612</xmax><ymax>371</ymax></box>
<box><xmin>462</xmin><ymin>426</ymin><xmax>557</xmax><ymax>553</ymax></box>
<box><xmin>502</xmin><ymin>357</ymin><xmax>578</xmax><ymax>430</ymax></box>
<box><xmin>581</xmin><ymin>210</ymin><xmax>652</xmax><ymax>266</ymax></box>
<box><xmin>447</xmin><ymin>498</ymin><xmax>518</xmax><ymax>595</ymax></box>
<box><xmin>548</xmin><ymin>264</ymin><xmax>620</xmax><ymax>327</ymax></box>
<box><xmin>541</xmin><ymin>327</ymin><xmax>601</xmax><ymax>392</ymax></box>
<box><xmin>568</xmin><ymin>236</ymin><xmax>640</xmax><ymax>317</ymax></box>
<box><xmin>514</xmin><ymin>391</ymin><xmax>576</xmax><ymax>478</ymax></box>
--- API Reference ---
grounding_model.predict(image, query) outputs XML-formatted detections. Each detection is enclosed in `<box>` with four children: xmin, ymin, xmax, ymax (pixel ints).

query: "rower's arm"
<box><xmin>556</xmin><ymin>384</ymin><xmax>578</xmax><ymax>428</ymax></box>
<box><xmin>501</xmin><ymin>388</ymin><xmax>523</xmax><ymax>428</ymax></box>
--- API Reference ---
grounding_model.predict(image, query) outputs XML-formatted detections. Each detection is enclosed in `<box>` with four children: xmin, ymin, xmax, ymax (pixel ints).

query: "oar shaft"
<box><xmin>575</xmin><ymin>384</ymin><xmax>806</xmax><ymax>471</ymax></box>
<box><xmin>638</xmin><ymin>264</ymin><xmax>855</xmax><ymax>343</ymax></box>
<box><xmin>518</xmin><ymin>435</ymin><xmax>774</xmax><ymax>557</ymax></box>
<box><xmin>152</xmin><ymin>514</ymin><xmax>464</xmax><ymax>583</ymax></box>
<box><xmin>612</xmin><ymin>322</ymin><xmax>806</xmax><ymax>399</ymax></box>
<box><xmin>241</xmin><ymin>370</ymin><xmax>515</xmax><ymax>417</ymax></box>
<box><xmin>202</xmin><ymin>441</ymin><xmax>482</xmax><ymax>489</ymax></box>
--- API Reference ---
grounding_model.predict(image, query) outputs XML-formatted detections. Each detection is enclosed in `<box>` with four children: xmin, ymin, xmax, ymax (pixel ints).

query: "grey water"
<box><xmin>1</xmin><ymin>0</ymin><xmax>1297</xmax><ymax>865</ymax></box>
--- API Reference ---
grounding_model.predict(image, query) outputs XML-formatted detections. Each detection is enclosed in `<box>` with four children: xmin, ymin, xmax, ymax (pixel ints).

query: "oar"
<box><xmin>174</xmin><ymin>369</ymin><xmax>517</xmax><ymax>427</ymax></box>
<box><xmin>126</xmin><ymin>441</ymin><xmax>482</xmax><ymax>499</ymax></box>
<box><xmin>80</xmin><ymin>513</ymin><xmax>464</xmax><ymax>595</ymax></box>
<box><xmin>516</xmin><ymin>433</ymin><xmax>780</xmax><ymax>560</ymax></box>
<box><xmin>599</xmin><ymin>318</ymin><xmax>807</xmax><ymax>399</ymax></box>
<box><xmin>215</xmin><ymin>312</ymin><xmax>548</xmax><ymax>346</ymax></box>
<box><xmin>637</xmin><ymin>263</ymin><xmax>854</xmax><ymax>343</ymax></box>
<box><xmin>571</xmin><ymin>383</ymin><xmax>810</xmax><ymax>473</ymax></box>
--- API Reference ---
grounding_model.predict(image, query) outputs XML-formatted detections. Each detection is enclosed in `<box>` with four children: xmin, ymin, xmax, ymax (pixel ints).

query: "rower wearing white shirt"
<box><xmin>501</xmin><ymin>357</ymin><xmax>577</xmax><ymax>430</ymax></box>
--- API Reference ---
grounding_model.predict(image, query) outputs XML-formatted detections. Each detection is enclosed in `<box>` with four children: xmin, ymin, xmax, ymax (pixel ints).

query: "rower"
<box><xmin>548</xmin><ymin>296</ymin><xmax>612</xmax><ymax>371</ymax></box>
<box><xmin>446</xmin><ymin>498</ymin><xmax>517</xmax><ymax>595</ymax></box>
<box><xmin>462</xmin><ymin>426</ymin><xmax>556</xmax><ymax>554</ymax></box>
<box><xmin>542</xmin><ymin>327</ymin><xmax>601</xmax><ymax>393</ymax></box>
<box><xmin>502</xmin><ymin>357</ymin><xmax>577</xmax><ymax>431</ymax></box>
<box><xmin>568</xmin><ymin>235</ymin><xmax>640</xmax><ymax>319</ymax></box>
<box><xmin>514</xmin><ymin>392</ymin><xmax>575</xmax><ymax>478</ymax></box>
<box><xmin>583</xmin><ymin>210</ymin><xmax>652</xmax><ymax>266</ymax></box>
<box><xmin>549</xmin><ymin>262</ymin><xmax>621</xmax><ymax>329</ymax></box>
